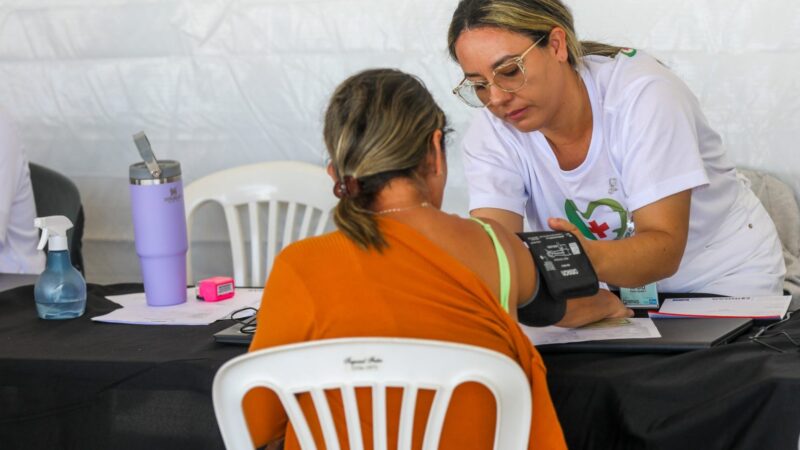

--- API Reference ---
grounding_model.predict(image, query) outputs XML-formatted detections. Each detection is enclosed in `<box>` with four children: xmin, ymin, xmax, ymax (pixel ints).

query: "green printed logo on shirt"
<box><xmin>564</xmin><ymin>198</ymin><xmax>628</xmax><ymax>240</ymax></box>
<box><xmin>620</xmin><ymin>48</ymin><xmax>637</xmax><ymax>58</ymax></box>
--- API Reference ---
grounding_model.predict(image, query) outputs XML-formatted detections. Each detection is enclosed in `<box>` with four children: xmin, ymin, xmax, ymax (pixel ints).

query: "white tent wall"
<box><xmin>1</xmin><ymin>0</ymin><xmax>798</xmax><ymax>284</ymax></box>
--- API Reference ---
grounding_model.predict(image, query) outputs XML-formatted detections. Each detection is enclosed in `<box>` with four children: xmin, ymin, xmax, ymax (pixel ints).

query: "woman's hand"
<box><xmin>547</xmin><ymin>216</ymin><xmax>599</xmax><ymax>265</ymax></box>
<box><xmin>555</xmin><ymin>289</ymin><xmax>633</xmax><ymax>328</ymax></box>
<box><xmin>600</xmin><ymin>290</ymin><xmax>636</xmax><ymax>319</ymax></box>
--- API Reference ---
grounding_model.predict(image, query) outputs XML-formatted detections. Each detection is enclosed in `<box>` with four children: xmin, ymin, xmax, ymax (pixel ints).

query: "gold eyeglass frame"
<box><xmin>452</xmin><ymin>34</ymin><xmax>547</xmax><ymax>108</ymax></box>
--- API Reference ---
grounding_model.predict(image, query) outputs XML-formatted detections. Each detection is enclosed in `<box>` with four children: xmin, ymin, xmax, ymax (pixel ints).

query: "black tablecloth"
<box><xmin>3</xmin><ymin>283</ymin><xmax>800</xmax><ymax>450</ymax></box>
<box><xmin>0</xmin><ymin>283</ymin><xmax>246</xmax><ymax>450</ymax></box>
<box><xmin>542</xmin><ymin>314</ymin><xmax>800</xmax><ymax>450</ymax></box>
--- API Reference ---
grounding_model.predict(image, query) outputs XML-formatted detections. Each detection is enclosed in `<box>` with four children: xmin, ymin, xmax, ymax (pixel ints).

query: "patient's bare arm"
<box><xmin>556</xmin><ymin>289</ymin><xmax>633</xmax><ymax>328</ymax></box>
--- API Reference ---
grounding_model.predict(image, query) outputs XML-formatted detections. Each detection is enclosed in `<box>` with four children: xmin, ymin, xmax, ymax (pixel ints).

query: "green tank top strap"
<box><xmin>469</xmin><ymin>217</ymin><xmax>511</xmax><ymax>312</ymax></box>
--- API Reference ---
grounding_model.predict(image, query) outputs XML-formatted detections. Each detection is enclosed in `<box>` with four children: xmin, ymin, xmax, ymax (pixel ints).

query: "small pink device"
<box><xmin>196</xmin><ymin>276</ymin><xmax>235</xmax><ymax>302</ymax></box>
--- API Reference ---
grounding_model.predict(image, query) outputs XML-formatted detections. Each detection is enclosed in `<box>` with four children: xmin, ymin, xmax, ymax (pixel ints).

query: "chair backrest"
<box><xmin>212</xmin><ymin>338</ymin><xmax>532</xmax><ymax>450</ymax></box>
<box><xmin>184</xmin><ymin>161</ymin><xmax>337</xmax><ymax>286</ymax></box>
<box><xmin>738</xmin><ymin>168</ymin><xmax>800</xmax><ymax>309</ymax></box>
<box><xmin>28</xmin><ymin>163</ymin><xmax>85</xmax><ymax>274</ymax></box>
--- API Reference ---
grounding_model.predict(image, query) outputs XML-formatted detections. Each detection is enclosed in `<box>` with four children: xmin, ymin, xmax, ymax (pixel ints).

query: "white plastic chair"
<box><xmin>184</xmin><ymin>161</ymin><xmax>337</xmax><ymax>287</ymax></box>
<box><xmin>212</xmin><ymin>337</ymin><xmax>532</xmax><ymax>450</ymax></box>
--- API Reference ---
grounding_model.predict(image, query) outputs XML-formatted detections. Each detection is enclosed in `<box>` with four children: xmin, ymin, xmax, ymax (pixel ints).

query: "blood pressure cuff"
<box><xmin>516</xmin><ymin>231</ymin><xmax>599</xmax><ymax>327</ymax></box>
<box><xmin>516</xmin><ymin>269</ymin><xmax>567</xmax><ymax>327</ymax></box>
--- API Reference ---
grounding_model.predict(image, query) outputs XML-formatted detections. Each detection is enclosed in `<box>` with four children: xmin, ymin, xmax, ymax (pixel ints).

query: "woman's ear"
<box><xmin>430</xmin><ymin>129</ymin><xmax>445</xmax><ymax>176</ymax></box>
<box><xmin>548</xmin><ymin>27</ymin><xmax>570</xmax><ymax>64</ymax></box>
<box><xmin>326</xmin><ymin>162</ymin><xmax>338</xmax><ymax>182</ymax></box>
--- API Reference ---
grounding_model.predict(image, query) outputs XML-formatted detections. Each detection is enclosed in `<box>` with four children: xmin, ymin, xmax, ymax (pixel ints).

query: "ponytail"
<box><xmin>580</xmin><ymin>40</ymin><xmax>624</xmax><ymax>59</ymax></box>
<box><xmin>333</xmin><ymin>197</ymin><xmax>385</xmax><ymax>250</ymax></box>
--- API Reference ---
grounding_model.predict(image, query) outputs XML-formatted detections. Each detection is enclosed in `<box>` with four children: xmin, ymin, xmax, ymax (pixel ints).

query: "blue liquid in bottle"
<box><xmin>34</xmin><ymin>250</ymin><xmax>86</xmax><ymax>319</ymax></box>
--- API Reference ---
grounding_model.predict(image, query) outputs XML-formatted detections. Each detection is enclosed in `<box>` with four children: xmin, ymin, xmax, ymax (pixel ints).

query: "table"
<box><xmin>542</xmin><ymin>313</ymin><xmax>800</xmax><ymax>449</ymax></box>
<box><xmin>0</xmin><ymin>283</ymin><xmax>246</xmax><ymax>450</ymax></box>
<box><xmin>2</xmin><ymin>283</ymin><xmax>799</xmax><ymax>450</ymax></box>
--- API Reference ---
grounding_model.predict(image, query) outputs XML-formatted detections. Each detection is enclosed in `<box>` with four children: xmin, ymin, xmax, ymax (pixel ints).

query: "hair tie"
<box><xmin>333</xmin><ymin>175</ymin><xmax>361</xmax><ymax>199</ymax></box>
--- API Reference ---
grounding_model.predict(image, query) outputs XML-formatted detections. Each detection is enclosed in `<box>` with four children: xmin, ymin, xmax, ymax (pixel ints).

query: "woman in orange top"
<box><xmin>243</xmin><ymin>68</ymin><xmax>631</xmax><ymax>449</ymax></box>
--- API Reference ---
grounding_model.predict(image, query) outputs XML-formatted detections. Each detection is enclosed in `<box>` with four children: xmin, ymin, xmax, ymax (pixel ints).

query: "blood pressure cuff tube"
<box><xmin>516</xmin><ymin>231</ymin><xmax>599</xmax><ymax>327</ymax></box>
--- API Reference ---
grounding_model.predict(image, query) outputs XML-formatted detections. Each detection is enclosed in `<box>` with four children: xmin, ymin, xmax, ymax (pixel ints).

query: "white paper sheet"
<box><xmin>521</xmin><ymin>318</ymin><xmax>661</xmax><ymax>346</ymax></box>
<box><xmin>91</xmin><ymin>288</ymin><xmax>263</xmax><ymax>325</ymax></box>
<box><xmin>652</xmin><ymin>295</ymin><xmax>792</xmax><ymax>319</ymax></box>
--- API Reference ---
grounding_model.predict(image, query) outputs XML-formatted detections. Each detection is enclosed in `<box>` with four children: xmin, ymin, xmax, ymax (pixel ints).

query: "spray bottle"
<box><xmin>33</xmin><ymin>216</ymin><xmax>87</xmax><ymax>319</ymax></box>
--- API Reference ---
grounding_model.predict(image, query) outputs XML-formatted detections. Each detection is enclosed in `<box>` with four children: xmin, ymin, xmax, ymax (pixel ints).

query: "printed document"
<box><xmin>651</xmin><ymin>295</ymin><xmax>791</xmax><ymax>320</ymax></box>
<box><xmin>92</xmin><ymin>288</ymin><xmax>262</xmax><ymax>325</ymax></box>
<box><xmin>521</xmin><ymin>318</ymin><xmax>661</xmax><ymax>346</ymax></box>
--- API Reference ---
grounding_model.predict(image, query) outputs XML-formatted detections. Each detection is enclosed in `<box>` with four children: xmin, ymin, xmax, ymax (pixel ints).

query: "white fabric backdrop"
<box><xmin>1</xmin><ymin>0</ymin><xmax>798</xmax><ymax>283</ymax></box>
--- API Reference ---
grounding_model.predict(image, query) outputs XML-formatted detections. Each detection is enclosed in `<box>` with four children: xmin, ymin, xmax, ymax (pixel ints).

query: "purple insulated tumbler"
<box><xmin>129</xmin><ymin>158</ymin><xmax>188</xmax><ymax>306</ymax></box>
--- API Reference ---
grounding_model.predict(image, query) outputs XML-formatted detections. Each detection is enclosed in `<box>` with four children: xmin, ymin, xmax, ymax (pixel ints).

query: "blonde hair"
<box><xmin>323</xmin><ymin>69</ymin><xmax>447</xmax><ymax>250</ymax></box>
<box><xmin>447</xmin><ymin>0</ymin><xmax>622</xmax><ymax>68</ymax></box>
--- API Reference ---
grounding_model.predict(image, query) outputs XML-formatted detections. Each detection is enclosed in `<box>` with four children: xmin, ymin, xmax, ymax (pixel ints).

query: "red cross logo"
<box><xmin>588</xmin><ymin>220</ymin><xmax>609</xmax><ymax>238</ymax></box>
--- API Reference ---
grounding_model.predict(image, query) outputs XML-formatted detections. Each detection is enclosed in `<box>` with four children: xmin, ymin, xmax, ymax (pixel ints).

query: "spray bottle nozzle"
<box><xmin>34</xmin><ymin>215</ymin><xmax>73</xmax><ymax>252</ymax></box>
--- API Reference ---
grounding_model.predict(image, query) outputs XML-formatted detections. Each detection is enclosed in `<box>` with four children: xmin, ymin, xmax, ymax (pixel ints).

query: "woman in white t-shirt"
<box><xmin>447</xmin><ymin>0</ymin><xmax>785</xmax><ymax>296</ymax></box>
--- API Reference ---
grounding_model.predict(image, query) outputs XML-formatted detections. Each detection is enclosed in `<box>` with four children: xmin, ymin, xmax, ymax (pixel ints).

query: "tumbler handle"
<box><xmin>133</xmin><ymin>131</ymin><xmax>162</xmax><ymax>179</ymax></box>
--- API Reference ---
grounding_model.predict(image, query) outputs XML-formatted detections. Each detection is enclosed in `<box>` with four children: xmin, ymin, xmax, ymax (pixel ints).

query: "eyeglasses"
<box><xmin>749</xmin><ymin>311</ymin><xmax>798</xmax><ymax>353</ymax></box>
<box><xmin>231</xmin><ymin>307</ymin><xmax>258</xmax><ymax>335</ymax></box>
<box><xmin>452</xmin><ymin>34</ymin><xmax>547</xmax><ymax>108</ymax></box>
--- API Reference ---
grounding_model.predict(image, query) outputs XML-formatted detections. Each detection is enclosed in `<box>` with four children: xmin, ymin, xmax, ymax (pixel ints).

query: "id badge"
<box><xmin>617</xmin><ymin>213</ymin><xmax>658</xmax><ymax>307</ymax></box>
<box><xmin>620</xmin><ymin>283</ymin><xmax>659</xmax><ymax>308</ymax></box>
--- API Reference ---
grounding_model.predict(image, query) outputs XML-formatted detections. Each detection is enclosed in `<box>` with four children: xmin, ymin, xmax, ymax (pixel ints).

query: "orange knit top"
<box><xmin>243</xmin><ymin>218</ymin><xmax>566</xmax><ymax>450</ymax></box>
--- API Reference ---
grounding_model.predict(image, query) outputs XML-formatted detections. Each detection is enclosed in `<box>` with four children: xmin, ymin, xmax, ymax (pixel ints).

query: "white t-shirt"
<box><xmin>0</xmin><ymin>115</ymin><xmax>45</xmax><ymax>274</ymax></box>
<box><xmin>463</xmin><ymin>50</ymin><xmax>785</xmax><ymax>296</ymax></box>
